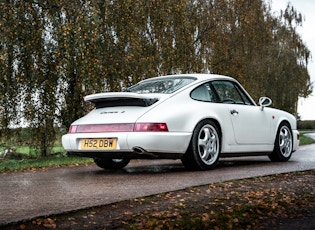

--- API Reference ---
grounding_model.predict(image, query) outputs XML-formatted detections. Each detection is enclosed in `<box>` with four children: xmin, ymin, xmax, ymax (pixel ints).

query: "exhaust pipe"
<box><xmin>132</xmin><ymin>146</ymin><xmax>158</xmax><ymax>157</ymax></box>
<box><xmin>132</xmin><ymin>146</ymin><xmax>147</xmax><ymax>154</ymax></box>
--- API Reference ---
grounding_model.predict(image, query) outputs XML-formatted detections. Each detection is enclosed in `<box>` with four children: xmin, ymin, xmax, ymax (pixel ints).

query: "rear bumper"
<box><xmin>62</xmin><ymin>132</ymin><xmax>192</xmax><ymax>157</ymax></box>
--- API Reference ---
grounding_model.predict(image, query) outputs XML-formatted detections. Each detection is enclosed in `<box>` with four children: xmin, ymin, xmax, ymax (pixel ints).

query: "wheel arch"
<box><xmin>188</xmin><ymin>114</ymin><xmax>236</xmax><ymax>153</ymax></box>
<box><xmin>273</xmin><ymin>119</ymin><xmax>294</xmax><ymax>147</ymax></box>
<box><xmin>190</xmin><ymin>117</ymin><xmax>223</xmax><ymax>146</ymax></box>
<box><xmin>273</xmin><ymin>119</ymin><xmax>293</xmax><ymax>142</ymax></box>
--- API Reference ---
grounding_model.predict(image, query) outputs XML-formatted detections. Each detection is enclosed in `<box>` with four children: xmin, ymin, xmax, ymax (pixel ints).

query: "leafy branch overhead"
<box><xmin>0</xmin><ymin>0</ymin><xmax>312</xmax><ymax>156</ymax></box>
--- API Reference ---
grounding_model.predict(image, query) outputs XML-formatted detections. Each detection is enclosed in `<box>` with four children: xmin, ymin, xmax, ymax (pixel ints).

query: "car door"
<box><xmin>227</xmin><ymin>104</ymin><xmax>272</xmax><ymax>144</ymax></box>
<box><xmin>211</xmin><ymin>80</ymin><xmax>272</xmax><ymax>145</ymax></box>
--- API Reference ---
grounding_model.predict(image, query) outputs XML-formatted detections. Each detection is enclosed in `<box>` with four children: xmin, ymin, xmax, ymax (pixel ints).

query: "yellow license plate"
<box><xmin>80</xmin><ymin>138</ymin><xmax>117</xmax><ymax>150</ymax></box>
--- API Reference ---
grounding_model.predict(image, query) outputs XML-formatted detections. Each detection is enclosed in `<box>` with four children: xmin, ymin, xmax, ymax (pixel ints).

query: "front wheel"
<box><xmin>269</xmin><ymin>122</ymin><xmax>293</xmax><ymax>162</ymax></box>
<box><xmin>182</xmin><ymin>120</ymin><xmax>221</xmax><ymax>170</ymax></box>
<box><xmin>94</xmin><ymin>158</ymin><xmax>130</xmax><ymax>169</ymax></box>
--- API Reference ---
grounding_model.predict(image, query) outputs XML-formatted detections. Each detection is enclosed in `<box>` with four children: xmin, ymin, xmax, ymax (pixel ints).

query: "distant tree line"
<box><xmin>0</xmin><ymin>0</ymin><xmax>312</xmax><ymax>156</ymax></box>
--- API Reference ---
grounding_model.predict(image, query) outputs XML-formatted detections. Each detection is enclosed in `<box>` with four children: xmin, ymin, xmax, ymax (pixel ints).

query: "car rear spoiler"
<box><xmin>84</xmin><ymin>92</ymin><xmax>159</xmax><ymax>108</ymax></box>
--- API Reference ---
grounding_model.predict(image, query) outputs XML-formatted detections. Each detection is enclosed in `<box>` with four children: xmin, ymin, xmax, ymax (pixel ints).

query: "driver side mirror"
<box><xmin>259</xmin><ymin>97</ymin><xmax>272</xmax><ymax>111</ymax></box>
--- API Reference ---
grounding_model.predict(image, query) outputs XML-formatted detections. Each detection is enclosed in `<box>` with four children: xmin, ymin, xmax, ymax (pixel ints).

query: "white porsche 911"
<box><xmin>62</xmin><ymin>74</ymin><xmax>299</xmax><ymax>170</ymax></box>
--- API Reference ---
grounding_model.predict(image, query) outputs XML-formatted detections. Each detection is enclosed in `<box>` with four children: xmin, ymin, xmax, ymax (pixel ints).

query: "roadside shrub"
<box><xmin>298</xmin><ymin>120</ymin><xmax>315</xmax><ymax>130</ymax></box>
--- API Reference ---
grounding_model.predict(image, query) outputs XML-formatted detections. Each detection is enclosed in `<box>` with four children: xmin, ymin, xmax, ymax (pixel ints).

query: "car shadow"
<box><xmin>218</xmin><ymin>157</ymin><xmax>272</xmax><ymax>168</ymax></box>
<box><xmin>92</xmin><ymin>157</ymin><xmax>273</xmax><ymax>175</ymax></box>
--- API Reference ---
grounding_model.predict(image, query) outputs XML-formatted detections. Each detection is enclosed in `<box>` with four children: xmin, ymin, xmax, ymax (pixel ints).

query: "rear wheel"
<box><xmin>182</xmin><ymin>120</ymin><xmax>221</xmax><ymax>170</ymax></box>
<box><xmin>94</xmin><ymin>158</ymin><xmax>130</xmax><ymax>169</ymax></box>
<box><xmin>269</xmin><ymin>122</ymin><xmax>293</xmax><ymax>162</ymax></box>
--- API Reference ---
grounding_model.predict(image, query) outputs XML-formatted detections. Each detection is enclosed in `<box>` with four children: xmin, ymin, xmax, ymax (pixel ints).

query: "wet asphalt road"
<box><xmin>0</xmin><ymin>144</ymin><xmax>315</xmax><ymax>225</ymax></box>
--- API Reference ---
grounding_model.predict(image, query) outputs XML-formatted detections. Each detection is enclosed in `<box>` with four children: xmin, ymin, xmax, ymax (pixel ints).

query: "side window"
<box><xmin>234</xmin><ymin>83</ymin><xmax>253</xmax><ymax>105</ymax></box>
<box><xmin>211</xmin><ymin>81</ymin><xmax>253</xmax><ymax>105</ymax></box>
<box><xmin>190</xmin><ymin>83</ymin><xmax>218</xmax><ymax>102</ymax></box>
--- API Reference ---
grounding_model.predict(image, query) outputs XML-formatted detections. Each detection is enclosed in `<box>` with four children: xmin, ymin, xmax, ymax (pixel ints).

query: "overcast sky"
<box><xmin>269</xmin><ymin>0</ymin><xmax>315</xmax><ymax>120</ymax></box>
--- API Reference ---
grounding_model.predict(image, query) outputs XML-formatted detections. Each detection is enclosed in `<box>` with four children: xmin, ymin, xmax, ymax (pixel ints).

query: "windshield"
<box><xmin>127</xmin><ymin>77</ymin><xmax>196</xmax><ymax>94</ymax></box>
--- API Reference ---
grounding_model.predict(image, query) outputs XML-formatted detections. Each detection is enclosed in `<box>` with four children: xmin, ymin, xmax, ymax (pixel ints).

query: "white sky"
<box><xmin>269</xmin><ymin>0</ymin><xmax>315</xmax><ymax>120</ymax></box>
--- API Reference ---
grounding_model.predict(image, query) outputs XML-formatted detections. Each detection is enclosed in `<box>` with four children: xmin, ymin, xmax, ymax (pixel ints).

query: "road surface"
<box><xmin>0</xmin><ymin>143</ymin><xmax>314</xmax><ymax>225</ymax></box>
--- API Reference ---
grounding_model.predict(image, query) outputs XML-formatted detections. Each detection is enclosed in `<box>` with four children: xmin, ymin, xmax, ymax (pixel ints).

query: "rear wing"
<box><xmin>84</xmin><ymin>92</ymin><xmax>159</xmax><ymax>108</ymax></box>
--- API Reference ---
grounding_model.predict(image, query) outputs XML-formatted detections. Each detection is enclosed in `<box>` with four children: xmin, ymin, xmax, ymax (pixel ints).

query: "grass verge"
<box><xmin>0</xmin><ymin>156</ymin><xmax>93</xmax><ymax>173</ymax></box>
<box><xmin>299</xmin><ymin>132</ymin><xmax>315</xmax><ymax>145</ymax></box>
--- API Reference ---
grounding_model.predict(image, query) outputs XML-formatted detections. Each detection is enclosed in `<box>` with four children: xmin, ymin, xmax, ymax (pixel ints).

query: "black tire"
<box><xmin>269</xmin><ymin>122</ymin><xmax>293</xmax><ymax>162</ymax></box>
<box><xmin>181</xmin><ymin>120</ymin><xmax>221</xmax><ymax>170</ymax></box>
<box><xmin>94</xmin><ymin>158</ymin><xmax>130</xmax><ymax>169</ymax></box>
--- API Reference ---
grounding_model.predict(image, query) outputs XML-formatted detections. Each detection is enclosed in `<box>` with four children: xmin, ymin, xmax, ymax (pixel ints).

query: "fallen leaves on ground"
<box><xmin>3</xmin><ymin>170</ymin><xmax>315</xmax><ymax>230</ymax></box>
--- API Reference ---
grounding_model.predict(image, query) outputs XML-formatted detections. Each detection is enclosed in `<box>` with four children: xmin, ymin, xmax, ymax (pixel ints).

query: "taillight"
<box><xmin>134</xmin><ymin>123</ymin><xmax>168</xmax><ymax>132</ymax></box>
<box><xmin>69</xmin><ymin>125</ymin><xmax>78</xmax><ymax>133</ymax></box>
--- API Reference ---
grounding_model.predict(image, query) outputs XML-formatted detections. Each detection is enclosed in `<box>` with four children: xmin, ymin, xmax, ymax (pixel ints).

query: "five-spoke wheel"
<box><xmin>182</xmin><ymin>120</ymin><xmax>221</xmax><ymax>170</ymax></box>
<box><xmin>269</xmin><ymin>122</ymin><xmax>293</xmax><ymax>162</ymax></box>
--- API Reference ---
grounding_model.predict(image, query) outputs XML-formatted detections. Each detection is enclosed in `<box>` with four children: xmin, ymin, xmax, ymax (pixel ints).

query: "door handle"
<box><xmin>230</xmin><ymin>109</ymin><xmax>239</xmax><ymax>115</ymax></box>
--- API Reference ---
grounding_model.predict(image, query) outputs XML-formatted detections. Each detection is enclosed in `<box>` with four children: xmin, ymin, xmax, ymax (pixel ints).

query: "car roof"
<box><xmin>139</xmin><ymin>73</ymin><xmax>256</xmax><ymax>105</ymax></box>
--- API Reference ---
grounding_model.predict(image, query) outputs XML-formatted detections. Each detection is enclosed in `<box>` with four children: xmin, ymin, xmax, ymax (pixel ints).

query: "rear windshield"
<box><xmin>126</xmin><ymin>77</ymin><xmax>196</xmax><ymax>94</ymax></box>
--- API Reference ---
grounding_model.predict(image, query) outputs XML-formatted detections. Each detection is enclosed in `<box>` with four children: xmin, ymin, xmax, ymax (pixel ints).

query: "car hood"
<box><xmin>72</xmin><ymin>92</ymin><xmax>170</xmax><ymax>125</ymax></box>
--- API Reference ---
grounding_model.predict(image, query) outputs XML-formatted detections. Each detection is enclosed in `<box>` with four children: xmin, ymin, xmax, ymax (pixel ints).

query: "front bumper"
<box><xmin>292</xmin><ymin>130</ymin><xmax>299</xmax><ymax>152</ymax></box>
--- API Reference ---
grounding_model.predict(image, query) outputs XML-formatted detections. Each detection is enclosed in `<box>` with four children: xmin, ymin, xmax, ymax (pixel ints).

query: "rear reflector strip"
<box><xmin>69</xmin><ymin>123</ymin><xmax>168</xmax><ymax>133</ymax></box>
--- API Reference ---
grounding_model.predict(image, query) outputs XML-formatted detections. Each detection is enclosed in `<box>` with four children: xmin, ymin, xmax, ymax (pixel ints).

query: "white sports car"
<box><xmin>62</xmin><ymin>74</ymin><xmax>299</xmax><ymax>170</ymax></box>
